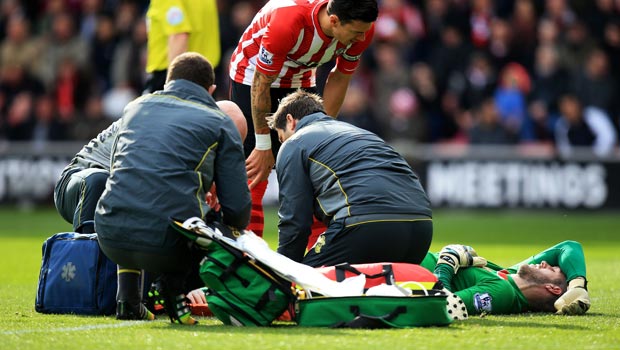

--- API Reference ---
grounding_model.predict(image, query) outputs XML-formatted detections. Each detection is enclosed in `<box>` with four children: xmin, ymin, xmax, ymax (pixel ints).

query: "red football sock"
<box><xmin>248</xmin><ymin>179</ymin><xmax>268</xmax><ymax>237</ymax></box>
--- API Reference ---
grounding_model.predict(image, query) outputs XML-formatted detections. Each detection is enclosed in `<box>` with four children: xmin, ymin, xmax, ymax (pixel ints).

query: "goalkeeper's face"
<box><xmin>518</xmin><ymin>261</ymin><xmax>566</xmax><ymax>286</ymax></box>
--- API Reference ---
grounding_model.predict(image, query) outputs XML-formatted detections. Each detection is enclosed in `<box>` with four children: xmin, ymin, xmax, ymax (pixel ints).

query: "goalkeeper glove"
<box><xmin>437</xmin><ymin>244</ymin><xmax>487</xmax><ymax>274</ymax></box>
<box><xmin>554</xmin><ymin>277</ymin><xmax>590</xmax><ymax>315</ymax></box>
<box><xmin>436</xmin><ymin>288</ymin><xmax>468</xmax><ymax>320</ymax></box>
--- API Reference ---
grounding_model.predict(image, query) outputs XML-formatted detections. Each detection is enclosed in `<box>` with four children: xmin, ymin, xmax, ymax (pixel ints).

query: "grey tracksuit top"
<box><xmin>95</xmin><ymin>79</ymin><xmax>251</xmax><ymax>251</ymax></box>
<box><xmin>65</xmin><ymin>119</ymin><xmax>121</xmax><ymax>172</ymax></box>
<box><xmin>276</xmin><ymin>112</ymin><xmax>432</xmax><ymax>258</ymax></box>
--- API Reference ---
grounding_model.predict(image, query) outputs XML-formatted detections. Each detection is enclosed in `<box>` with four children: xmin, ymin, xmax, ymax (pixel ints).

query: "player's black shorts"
<box><xmin>302</xmin><ymin>216</ymin><xmax>433</xmax><ymax>267</ymax></box>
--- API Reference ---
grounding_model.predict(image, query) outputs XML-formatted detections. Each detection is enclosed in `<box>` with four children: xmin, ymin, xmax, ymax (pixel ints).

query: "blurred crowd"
<box><xmin>1</xmin><ymin>0</ymin><xmax>619</xmax><ymax>157</ymax></box>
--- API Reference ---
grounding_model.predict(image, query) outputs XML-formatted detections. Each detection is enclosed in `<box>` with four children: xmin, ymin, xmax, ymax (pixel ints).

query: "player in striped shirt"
<box><xmin>228</xmin><ymin>0</ymin><xmax>378</xmax><ymax>239</ymax></box>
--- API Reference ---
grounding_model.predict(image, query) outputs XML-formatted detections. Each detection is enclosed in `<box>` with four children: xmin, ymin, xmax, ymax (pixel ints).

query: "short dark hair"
<box><xmin>166</xmin><ymin>52</ymin><xmax>215</xmax><ymax>90</ymax></box>
<box><xmin>525</xmin><ymin>274</ymin><xmax>568</xmax><ymax>313</ymax></box>
<box><xmin>327</xmin><ymin>0</ymin><xmax>378</xmax><ymax>24</ymax></box>
<box><xmin>269</xmin><ymin>90</ymin><xmax>326</xmax><ymax>130</ymax></box>
<box><xmin>529</xmin><ymin>280</ymin><xmax>568</xmax><ymax>313</ymax></box>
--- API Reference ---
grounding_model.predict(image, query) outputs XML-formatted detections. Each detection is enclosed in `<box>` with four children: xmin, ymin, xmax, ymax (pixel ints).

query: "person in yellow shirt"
<box><xmin>144</xmin><ymin>0</ymin><xmax>220</xmax><ymax>93</ymax></box>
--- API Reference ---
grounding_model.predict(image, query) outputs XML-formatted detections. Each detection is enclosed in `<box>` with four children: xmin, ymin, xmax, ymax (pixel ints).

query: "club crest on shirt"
<box><xmin>259</xmin><ymin>46</ymin><xmax>274</xmax><ymax>66</ymax></box>
<box><xmin>473</xmin><ymin>292</ymin><xmax>493</xmax><ymax>313</ymax></box>
<box><xmin>166</xmin><ymin>6</ymin><xmax>185</xmax><ymax>26</ymax></box>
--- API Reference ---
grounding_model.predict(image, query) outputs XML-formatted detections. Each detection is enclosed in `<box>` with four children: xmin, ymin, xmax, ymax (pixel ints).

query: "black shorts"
<box><xmin>302</xmin><ymin>217</ymin><xmax>433</xmax><ymax>267</ymax></box>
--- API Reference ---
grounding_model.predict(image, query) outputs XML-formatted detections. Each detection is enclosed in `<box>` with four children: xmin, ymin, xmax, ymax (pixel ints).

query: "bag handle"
<box><xmin>334</xmin><ymin>263</ymin><xmax>395</xmax><ymax>284</ymax></box>
<box><xmin>332</xmin><ymin>305</ymin><xmax>406</xmax><ymax>329</ymax></box>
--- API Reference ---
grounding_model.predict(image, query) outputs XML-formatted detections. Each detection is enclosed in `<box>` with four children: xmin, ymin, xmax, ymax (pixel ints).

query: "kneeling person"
<box><xmin>95</xmin><ymin>52</ymin><xmax>251</xmax><ymax>325</ymax></box>
<box><xmin>269</xmin><ymin>90</ymin><xmax>433</xmax><ymax>267</ymax></box>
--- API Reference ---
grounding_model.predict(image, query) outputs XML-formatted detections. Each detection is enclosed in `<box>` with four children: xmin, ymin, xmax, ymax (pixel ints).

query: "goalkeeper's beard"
<box><xmin>517</xmin><ymin>265</ymin><xmax>563</xmax><ymax>286</ymax></box>
<box><xmin>517</xmin><ymin>265</ymin><xmax>566</xmax><ymax>312</ymax></box>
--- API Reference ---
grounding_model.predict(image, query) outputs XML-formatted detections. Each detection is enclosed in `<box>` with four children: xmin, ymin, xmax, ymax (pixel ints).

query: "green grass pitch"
<box><xmin>1</xmin><ymin>206</ymin><xmax>619</xmax><ymax>350</ymax></box>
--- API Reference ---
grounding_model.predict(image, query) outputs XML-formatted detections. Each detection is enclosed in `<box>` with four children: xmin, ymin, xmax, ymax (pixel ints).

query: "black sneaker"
<box><xmin>116</xmin><ymin>300</ymin><xmax>155</xmax><ymax>321</ymax></box>
<box><xmin>144</xmin><ymin>281</ymin><xmax>166</xmax><ymax>315</ymax></box>
<box><xmin>164</xmin><ymin>293</ymin><xmax>198</xmax><ymax>325</ymax></box>
<box><xmin>157</xmin><ymin>273</ymin><xmax>198</xmax><ymax>325</ymax></box>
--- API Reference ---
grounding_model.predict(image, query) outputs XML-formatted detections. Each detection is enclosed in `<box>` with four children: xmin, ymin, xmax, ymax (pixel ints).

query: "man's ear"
<box><xmin>208</xmin><ymin>84</ymin><xmax>217</xmax><ymax>95</ymax></box>
<box><xmin>286</xmin><ymin>113</ymin><xmax>297</xmax><ymax>129</ymax></box>
<box><xmin>329</xmin><ymin>14</ymin><xmax>339</xmax><ymax>26</ymax></box>
<box><xmin>545</xmin><ymin>284</ymin><xmax>563</xmax><ymax>296</ymax></box>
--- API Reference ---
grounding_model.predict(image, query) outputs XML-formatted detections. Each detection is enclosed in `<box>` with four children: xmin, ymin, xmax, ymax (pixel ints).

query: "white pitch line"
<box><xmin>2</xmin><ymin>321</ymin><xmax>150</xmax><ymax>335</ymax></box>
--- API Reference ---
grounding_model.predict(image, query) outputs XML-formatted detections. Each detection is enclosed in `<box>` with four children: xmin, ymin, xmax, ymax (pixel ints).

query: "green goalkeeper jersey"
<box><xmin>420</xmin><ymin>240</ymin><xmax>586</xmax><ymax>315</ymax></box>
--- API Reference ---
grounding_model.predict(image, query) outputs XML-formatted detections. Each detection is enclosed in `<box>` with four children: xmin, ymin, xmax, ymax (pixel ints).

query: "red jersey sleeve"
<box><xmin>256</xmin><ymin>7</ymin><xmax>306</xmax><ymax>76</ymax></box>
<box><xmin>335</xmin><ymin>23</ymin><xmax>375</xmax><ymax>74</ymax></box>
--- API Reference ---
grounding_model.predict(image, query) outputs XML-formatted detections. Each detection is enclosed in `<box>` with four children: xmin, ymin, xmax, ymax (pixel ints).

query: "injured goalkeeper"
<box><xmin>420</xmin><ymin>240</ymin><xmax>590</xmax><ymax>316</ymax></box>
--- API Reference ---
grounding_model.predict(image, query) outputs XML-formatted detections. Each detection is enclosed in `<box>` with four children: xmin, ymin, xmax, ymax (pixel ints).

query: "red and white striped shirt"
<box><xmin>229</xmin><ymin>0</ymin><xmax>374</xmax><ymax>88</ymax></box>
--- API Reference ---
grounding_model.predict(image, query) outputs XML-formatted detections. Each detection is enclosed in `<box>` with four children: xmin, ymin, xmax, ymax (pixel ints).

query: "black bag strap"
<box><xmin>207</xmin><ymin>253</ymin><xmax>251</xmax><ymax>288</ymax></box>
<box><xmin>332</xmin><ymin>305</ymin><xmax>407</xmax><ymax>329</ymax></box>
<box><xmin>334</xmin><ymin>263</ymin><xmax>362</xmax><ymax>281</ymax></box>
<box><xmin>255</xmin><ymin>286</ymin><xmax>281</xmax><ymax>311</ymax></box>
<box><xmin>334</xmin><ymin>263</ymin><xmax>394</xmax><ymax>284</ymax></box>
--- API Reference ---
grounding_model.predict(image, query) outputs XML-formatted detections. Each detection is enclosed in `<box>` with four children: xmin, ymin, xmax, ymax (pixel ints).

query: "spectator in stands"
<box><xmin>527</xmin><ymin>44</ymin><xmax>569</xmax><ymax>143</ymax></box>
<box><xmin>542</xmin><ymin>0</ymin><xmax>576</xmax><ymax>32</ymax></box>
<box><xmin>409</xmin><ymin>62</ymin><xmax>445</xmax><ymax>142</ymax></box>
<box><xmin>385</xmin><ymin>87</ymin><xmax>427</xmax><ymax>142</ymax></box>
<box><xmin>459</xmin><ymin>52</ymin><xmax>497</xmax><ymax>111</ymax></box>
<box><xmin>32</xmin><ymin>11</ymin><xmax>90</xmax><ymax>89</ymax></box>
<box><xmin>601</xmin><ymin>19</ymin><xmax>620</xmax><ymax>96</ymax></box>
<box><xmin>603</xmin><ymin>18</ymin><xmax>620</xmax><ymax>128</ymax></box>
<box><xmin>72</xmin><ymin>95</ymin><xmax>112</xmax><ymax>141</ymax></box>
<box><xmin>213</xmin><ymin>1</ymin><xmax>255</xmax><ymax>101</ymax></box>
<box><xmin>554</xmin><ymin>92</ymin><xmax>617</xmax><ymax>157</ymax></box>
<box><xmin>529</xmin><ymin>44</ymin><xmax>569</xmax><ymax>117</ymax></box>
<box><xmin>111</xmin><ymin>0</ymin><xmax>142</xmax><ymax>39</ymax></box>
<box><xmin>494</xmin><ymin>62</ymin><xmax>530</xmax><ymax>141</ymax></box>
<box><xmin>585</xmin><ymin>0</ymin><xmax>620</xmax><ymax>40</ymax></box>
<box><xmin>32</xmin><ymin>0</ymin><xmax>65</xmax><ymax>34</ymax></box>
<box><xmin>78</xmin><ymin>0</ymin><xmax>103</xmax><ymax>42</ymax></box>
<box><xmin>0</xmin><ymin>14</ymin><xmax>39</xmax><ymax>74</ymax></box>
<box><xmin>89</xmin><ymin>13</ymin><xmax>118</xmax><ymax>92</ymax></box>
<box><xmin>510</xmin><ymin>0</ymin><xmax>538</xmax><ymax>69</ymax></box>
<box><xmin>0</xmin><ymin>63</ymin><xmax>44</xmax><ymax>139</ymax></box>
<box><xmin>571</xmin><ymin>48</ymin><xmax>618</xmax><ymax>119</ymax></box>
<box><xmin>421</xmin><ymin>0</ymin><xmax>449</xmax><ymax>46</ymax></box>
<box><xmin>486</xmin><ymin>18</ymin><xmax>516</xmax><ymax>70</ymax></box>
<box><xmin>537</xmin><ymin>17</ymin><xmax>562</xmax><ymax>48</ymax></box>
<box><xmin>31</xmin><ymin>93</ymin><xmax>68</xmax><ymax>147</ymax></box>
<box><xmin>110</xmin><ymin>16</ymin><xmax>147</xmax><ymax>96</ymax></box>
<box><xmin>0</xmin><ymin>0</ymin><xmax>22</xmax><ymax>38</ymax></box>
<box><xmin>374</xmin><ymin>0</ymin><xmax>425</xmax><ymax>48</ymax></box>
<box><xmin>4</xmin><ymin>91</ymin><xmax>34</xmax><ymax>140</ymax></box>
<box><xmin>428</xmin><ymin>23</ymin><xmax>472</xmax><ymax>94</ymax></box>
<box><xmin>557</xmin><ymin>20</ymin><xmax>598</xmax><ymax>74</ymax></box>
<box><xmin>338</xmin><ymin>82</ymin><xmax>381</xmax><ymax>136</ymax></box>
<box><xmin>371</xmin><ymin>41</ymin><xmax>410</xmax><ymax>139</ymax></box>
<box><xmin>469</xmin><ymin>0</ymin><xmax>494</xmax><ymax>50</ymax></box>
<box><xmin>51</xmin><ymin>58</ymin><xmax>91</xmax><ymax>127</ymax></box>
<box><xmin>468</xmin><ymin>96</ymin><xmax>517</xmax><ymax>145</ymax></box>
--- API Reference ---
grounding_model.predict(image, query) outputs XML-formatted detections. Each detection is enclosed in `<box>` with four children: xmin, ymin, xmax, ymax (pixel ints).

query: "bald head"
<box><xmin>216</xmin><ymin>100</ymin><xmax>247</xmax><ymax>142</ymax></box>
